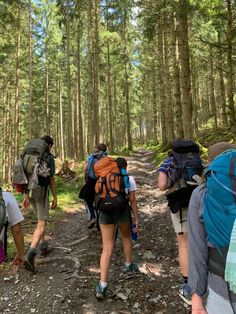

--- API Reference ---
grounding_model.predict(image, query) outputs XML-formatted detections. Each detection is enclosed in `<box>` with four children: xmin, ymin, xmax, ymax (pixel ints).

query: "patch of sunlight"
<box><xmin>139</xmin><ymin>262</ymin><xmax>162</xmax><ymax>276</ymax></box>
<box><xmin>88</xmin><ymin>266</ymin><xmax>100</xmax><ymax>274</ymax></box>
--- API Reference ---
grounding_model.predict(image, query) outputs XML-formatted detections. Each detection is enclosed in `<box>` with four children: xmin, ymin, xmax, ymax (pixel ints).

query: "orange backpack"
<box><xmin>94</xmin><ymin>156</ymin><xmax>128</xmax><ymax>212</ymax></box>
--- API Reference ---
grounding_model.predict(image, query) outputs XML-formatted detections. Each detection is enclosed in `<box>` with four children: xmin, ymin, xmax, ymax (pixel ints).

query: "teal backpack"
<box><xmin>204</xmin><ymin>150</ymin><xmax>236</xmax><ymax>278</ymax></box>
<box><xmin>204</xmin><ymin>149</ymin><xmax>236</xmax><ymax>248</ymax></box>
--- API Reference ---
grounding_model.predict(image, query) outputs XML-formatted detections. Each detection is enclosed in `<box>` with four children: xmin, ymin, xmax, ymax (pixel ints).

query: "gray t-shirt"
<box><xmin>188</xmin><ymin>184</ymin><xmax>236</xmax><ymax>302</ymax></box>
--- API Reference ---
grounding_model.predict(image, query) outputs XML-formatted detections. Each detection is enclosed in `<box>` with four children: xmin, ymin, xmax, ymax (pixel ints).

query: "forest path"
<box><xmin>0</xmin><ymin>150</ymin><xmax>190</xmax><ymax>314</ymax></box>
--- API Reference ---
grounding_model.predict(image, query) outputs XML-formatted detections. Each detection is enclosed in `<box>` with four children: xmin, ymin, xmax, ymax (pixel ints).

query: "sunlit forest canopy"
<box><xmin>0</xmin><ymin>0</ymin><xmax>235</xmax><ymax>182</ymax></box>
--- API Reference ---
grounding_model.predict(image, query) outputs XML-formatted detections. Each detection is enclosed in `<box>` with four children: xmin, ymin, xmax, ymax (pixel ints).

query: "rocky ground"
<box><xmin>0</xmin><ymin>151</ymin><xmax>191</xmax><ymax>314</ymax></box>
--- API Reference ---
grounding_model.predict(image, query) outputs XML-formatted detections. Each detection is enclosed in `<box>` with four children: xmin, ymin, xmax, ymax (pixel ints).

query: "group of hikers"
<box><xmin>1</xmin><ymin>135</ymin><xmax>236</xmax><ymax>314</ymax></box>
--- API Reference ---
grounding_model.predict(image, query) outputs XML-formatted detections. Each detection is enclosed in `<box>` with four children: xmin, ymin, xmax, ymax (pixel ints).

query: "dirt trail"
<box><xmin>0</xmin><ymin>151</ymin><xmax>190</xmax><ymax>314</ymax></box>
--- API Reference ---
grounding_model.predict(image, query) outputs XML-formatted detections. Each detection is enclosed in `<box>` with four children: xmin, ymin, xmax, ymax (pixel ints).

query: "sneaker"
<box><xmin>38</xmin><ymin>242</ymin><xmax>49</xmax><ymax>257</ymax></box>
<box><xmin>178</xmin><ymin>283</ymin><xmax>192</xmax><ymax>305</ymax></box>
<box><xmin>24</xmin><ymin>249</ymin><xmax>36</xmax><ymax>273</ymax></box>
<box><xmin>88</xmin><ymin>218</ymin><xmax>96</xmax><ymax>229</ymax></box>
<box><xmin>123</xmin><ymin>262</ymin><xmax>139</xmax><ymax>273</ymax></box>
<box><xmin>95</xmin><ymin>282</ymin><xmax>108</xmax><ymax>299</ymax></box>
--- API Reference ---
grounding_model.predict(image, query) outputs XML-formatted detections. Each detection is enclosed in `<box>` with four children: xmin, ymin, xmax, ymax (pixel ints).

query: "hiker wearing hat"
<box><xmin>188</xmin><ymin>142</ymin><xmax>236</xmax><ymax>314</ymax></box>
<box><xmin>158</xmin><ymin>140</ymin><xmax>203</xmax><ymax>305</ymax></box>
<box><xmin>81</xmin><ymin>143</ymin><xmax>107</xmax><ymax>229</ymax></box>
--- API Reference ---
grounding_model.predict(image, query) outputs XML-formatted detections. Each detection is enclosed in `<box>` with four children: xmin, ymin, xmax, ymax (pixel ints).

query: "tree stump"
<box><xmin>57</xmin><ymin>160</ymin><xmax>76</xmax><ymax>179</ymax></box>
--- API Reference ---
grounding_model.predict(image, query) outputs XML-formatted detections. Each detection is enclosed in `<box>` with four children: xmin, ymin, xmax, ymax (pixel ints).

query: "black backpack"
<box><xmin>166</xmin><ymin>140</ymin><xmax>203</xmax><ymax>213</ymax></box>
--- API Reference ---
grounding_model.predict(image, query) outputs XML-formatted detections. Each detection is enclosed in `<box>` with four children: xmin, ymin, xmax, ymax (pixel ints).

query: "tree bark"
<box><xmin>178</xmin><ymin>0</ymin><xmax>193</xmax><ymax>139</ymax></box>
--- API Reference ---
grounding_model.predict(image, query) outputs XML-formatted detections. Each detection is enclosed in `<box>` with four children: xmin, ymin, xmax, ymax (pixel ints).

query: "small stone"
<box><xmin>116</xmin><ymin>293</ymin><xmax>128</xmax><ymax>301</ymax></box>
<box><xmin>30</xmin><ymin>309</ymin><xmax>36</xmax><ymax>313</ymax></box>
<box><xmin>133</xmin><ymin>302</ymin><xmax>139</xmax><ymax>309</ymax></box>
<box><xmin>49</xmin><ymin>276</ymin><xmax>53</xmax><ymax>280</ymax></box>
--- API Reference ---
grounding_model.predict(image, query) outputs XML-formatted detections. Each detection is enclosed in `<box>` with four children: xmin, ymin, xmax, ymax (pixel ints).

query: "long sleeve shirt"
<box><xmin>188</xmin><ymin>184</ymin><xmax>236</xmax><ymax>302</ymax></box>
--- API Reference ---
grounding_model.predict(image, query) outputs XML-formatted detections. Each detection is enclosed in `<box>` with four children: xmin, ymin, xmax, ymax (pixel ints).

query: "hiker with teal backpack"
<box><xmin>80</xmin><ymin>143</ymin><xmax>107</xmax><ymax>229</ymax></box>
<box><xmin>188</xmin><ymin>142</ymin><xmax>236</xmax><ymax>314</ymax></box>
<box><xmin>158</xmin><ymin>140</ymin><xmax>204</xmax><ymax>305</ymax></box>
<box><xmin>0</xmin><ymin>188</ymin><xmax>25</xmax><ymax>266</ymax></box>
<box><xmin>94</xmin><ymin>157</ymin><xmax>139</xmax><ymax>299</ymax></box>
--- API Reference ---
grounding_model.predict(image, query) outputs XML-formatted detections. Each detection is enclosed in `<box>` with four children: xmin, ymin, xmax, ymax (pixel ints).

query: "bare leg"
<box><xmin>119</xmin><ymin>222</ymin><xmax>132</xmax><ymax>263</ymax></box>
<box><xmin>99</xmin><ymin>224</ymin><xmax>116</xmax><ymax>282</ymax></box>
<box><xmin>30</xmin><ymin>219</ymin><xmax>47</xmax><ymax>249</ymax></box>
<box><xmin>176</xmin><ymin>232</ymin><xmax>189</xmax><ymax>277</ymax></box>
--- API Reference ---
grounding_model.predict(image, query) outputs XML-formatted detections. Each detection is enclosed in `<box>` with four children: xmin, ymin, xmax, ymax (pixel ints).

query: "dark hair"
<box><xmin>97</xmin><ymin>143</ymin><xmax>107</xmax><ymax>152</ymax></box>
<box><xmin>115</xmin><ymin>157</ymin><xmax>127</xmax><ymax>169</ymax></box>
<box><xmin>41</xmin><ymin>135</ymin><xmax>54</xmax><ymax>146</ymax></box>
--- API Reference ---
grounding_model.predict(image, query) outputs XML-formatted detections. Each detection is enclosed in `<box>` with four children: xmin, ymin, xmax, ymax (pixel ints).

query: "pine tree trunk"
<box><xmin>28</xmin><ymin>0</ymin><xmax>33</xmax><ymax>140</ymax></box>
<box><xmin>163</xmin><ymin>28</ymin><xmax>174</xmax><ymax>143</ymax></box>
<box><xmin>87</xmin><ymin>0</ymin><xmax>95</xmax><ymax>152</ymax></box>
<box><xmin>65</xmin><ymin>1</ymin><xmax>74</xmax><ymax>157</ymax></box>
<box><xmin>209</xmin><ymin>49</ymin><xmax>218</xmax><ymax>128</ymax></box>
<box><xmin>59</xmin><ymin>79</ymin><xmax>65</xmax><ymax>161</ymax></box>
<box><xmin>172</xmin><ymin>14</ymin><xmax>184</xmax><ymax>139</ymax></box>
<box><xmin>178</xmin><ymin>0</ymin><xmax>193</xmax><ymax>139</ymax></box>
<box><xmin>15</xmin><ymin>8</ymin><xmax>21</xmax><ymax>160</ymax></box>
<box><xmin>94</xmin><ymin>0</ymin><xmax>100</xmax><ymax>144</ymax></box>
<box><xmin>226</xmin><ymin>0</ymin><xmax>235</xmax><ymax>126</ymax></box>
<box><xmin>217</xmin><ymin>33</ymin><xmax>227</xmax><ymax>127</ymax></box>
<box><xmin>123</xmin><ymin>7</ymin><xmax>132</xmax><ymax>151</ymax></box>
<box><xmin>77</xmin><ymin>16</ymin><xmax>84</xmax><ymax>161</ymax></box>
<box><xmin>157</xmin><ymin>18</ymin><xmax>167</xmax><ymax>145</ymax></box>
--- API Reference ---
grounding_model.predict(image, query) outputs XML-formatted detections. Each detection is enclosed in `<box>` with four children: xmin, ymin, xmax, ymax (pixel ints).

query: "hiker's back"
<box><xmin>166</xmin><ymin>140</ymin><xmax>203</xmax><ymax>213</ymax></box>
<box><xmin>94</xmin><ymin>156</ymin><xmax>128</xmax><ymax>212</ymax></box>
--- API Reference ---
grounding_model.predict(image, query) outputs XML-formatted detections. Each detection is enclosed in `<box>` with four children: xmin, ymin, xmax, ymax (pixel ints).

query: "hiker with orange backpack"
<box><xmin>94</xmin><ymin>157</ymin><xmax>139</xmax><ymax>299</ymax></box>
<box><xmin>188</xmin><ymin>142</ymin><xmax>236</xmax><ymax>314</ymax></box>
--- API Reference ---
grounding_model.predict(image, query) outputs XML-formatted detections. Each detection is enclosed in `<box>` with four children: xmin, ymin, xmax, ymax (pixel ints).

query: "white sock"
<box><xmin>125</xmin><ymin>262</ymin><xmax>132</xmax><ymax>267</ymax></box>
<box><xmin>100</xmin><ymin>281</ymin><xmax>107</xmax><ymax>288</ymax></box>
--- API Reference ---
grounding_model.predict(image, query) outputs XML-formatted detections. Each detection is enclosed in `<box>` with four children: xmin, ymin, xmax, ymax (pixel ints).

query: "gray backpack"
<box><xmin>22</xmin><ymin>139</ymin><xmax>51</xmax><ymax>187</ymax></box>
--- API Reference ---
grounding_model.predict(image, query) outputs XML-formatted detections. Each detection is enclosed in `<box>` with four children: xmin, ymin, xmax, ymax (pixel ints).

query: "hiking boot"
<box><xmin>24</xmin><ymin>249</ymin><xmax>36</xmax><ymax>273</ymax></box>
<box><xmin>95</xmin><ymin>282</ymin><xmax>108</xmax><ymax>299</ymax></box>
<box><xmin>38</xmin><ymin>242</ymin><xmax>49</xmax><ymax>257</ymax></box>
<box><xmin>88</xmin><ymin>218</ymin><xmax>96</xmax><ymax>229</ymax></box>
<box><xmin>178</xmin><ymin>283</ymin><xmax>192</xmax><ymax>305</ymax></box>
<box><xmin>123</xmin><ymin>262</ymin><xmax>139</xmax><ymax>273</ymax></box>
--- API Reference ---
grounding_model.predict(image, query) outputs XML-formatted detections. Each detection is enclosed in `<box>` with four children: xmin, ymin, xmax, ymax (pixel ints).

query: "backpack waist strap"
<box><xmin>208</xmin><ymin>247</ymin><xmax>228</xmax><ymax>278</ymax></box>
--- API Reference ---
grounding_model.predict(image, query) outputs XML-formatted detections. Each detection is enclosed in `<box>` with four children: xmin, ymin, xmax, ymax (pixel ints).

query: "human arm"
<box><xmin>157</xmin><ymin>157</ymin><xmax>173</xmax><ymax>190</ymax></box>
<box><xmin>158</xmin><ymin>172</ymin><xmax>170</xmax><ymax>191</ymax></box>
<box><xmin>129</xmin><ymin>191</ymin><xmax>139</xmax><ymax>233</ymax></box>
<box><xmin>188</xmin><ymin>186</ymin><xmax>208</xmax><ymax>312</ymax></box>
<box><xmin>49</xmin><ymin>176</ymin><xmax>57</xmax><ymax>209</ymax></box>
<box><xmin>11</xmin><ymin>222</ymin><xmax>25</xmax><ymax>265</ymax></box>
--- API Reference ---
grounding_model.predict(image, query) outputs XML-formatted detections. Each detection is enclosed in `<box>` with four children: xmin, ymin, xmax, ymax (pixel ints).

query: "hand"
<box><xmin>13</xmin><ymin>254</ymin><xmax>25</xmax><ymax>266</ymax></box>
<box><xmin>22</xmin><ymin>195</ymin><xmax>30</xmax><ymax>209</ymax></box>
<box><xmin>133</xmin><ymin>221</ymin><xmax>139</xmax><ymax>234</ymax></box>
<box><xmin>51</xmin><ymin>198</ymin><xmax>57</xmax><ymax>209</ymax></box>
<box><xmin>192</xmin><ymin>309</ymin><xmax>207</xmax><ymax>314</ymax></box>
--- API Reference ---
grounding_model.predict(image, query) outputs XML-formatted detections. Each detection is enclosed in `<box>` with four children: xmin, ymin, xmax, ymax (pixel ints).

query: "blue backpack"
<box><xmin>87</xmin><ymin>154</ymin><xmax>97</xmax><ymax>179</ymax></box>
<box><xmin>204</xmin><ymin>149</ymin><xmax>236</xmax><ymax>248</ymax></box>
